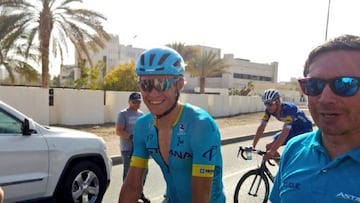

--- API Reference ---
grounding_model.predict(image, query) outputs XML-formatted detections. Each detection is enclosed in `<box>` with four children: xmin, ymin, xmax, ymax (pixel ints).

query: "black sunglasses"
<box><xmin>138</xmin><ymin>78</ymin><xmax>179</xmax><ymax>93</ymax></box>
<box><xmin>298</xmin><ymin>76</ymin><xmax>360</xmax><ymax>97</ymax></box>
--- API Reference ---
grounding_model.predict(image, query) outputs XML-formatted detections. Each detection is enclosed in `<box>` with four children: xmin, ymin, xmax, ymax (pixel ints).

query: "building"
<box><xmin>69</xmin><ymin>34</ymin><xmax>280</xmax><ymax>95</ymax></box>
<box><xmin>184</xmin><ymin>50</ymin><xmax>278</xmax><ymax>95</ymax></box>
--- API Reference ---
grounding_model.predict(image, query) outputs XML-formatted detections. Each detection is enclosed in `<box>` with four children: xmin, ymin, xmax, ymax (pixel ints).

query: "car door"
<box><xmin>0</xmin><ymin>108</ymin><xmax>49</xmax><ymax>202</ymax></box>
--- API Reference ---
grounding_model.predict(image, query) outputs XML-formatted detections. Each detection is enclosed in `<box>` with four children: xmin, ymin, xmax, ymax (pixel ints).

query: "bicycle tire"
<box><xmin>233</xmin><ymin>168</ymin><xmax>270</xmax><ymax>203</ymax></box>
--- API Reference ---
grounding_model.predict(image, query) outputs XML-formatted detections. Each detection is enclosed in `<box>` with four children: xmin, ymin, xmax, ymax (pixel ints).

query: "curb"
<box><xmin>110</xmin><ymin>129</ymin><xmax>280</xmax><ymax>166</ymax></box>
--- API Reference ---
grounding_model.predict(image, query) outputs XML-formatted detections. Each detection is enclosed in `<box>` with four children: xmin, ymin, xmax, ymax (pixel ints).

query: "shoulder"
<box><xmin>137</xmin><ymin>112</ymin><xmax>154</xmax><ymax>123</ymax></box>
<box><xmin>181</xmin><ymin>103</ymin><xmax>219</xmax><ymax>131</ymax></box>
<box><xmin>183</xmin><ymin>103</ymin><xmax>213</xmax><ymax>120</ymax></box>
<box><xmin>281</xmin><ymin>102</ymin><xmax>299</xmax><ymax>114</ymax></box>
<box><xmin>284</xmin><ymin>130</ymin><xmax>316</xmax><ymax>152</ymax></box>
<box><xmin>119</xmin><ymin>108</ymin><xmax>129</xmax><ymax>114</ymax></box>
<box><xmin>281</xmin><ymin>102</ymin><xmax>298</xmax><ymax>110</ymax></box>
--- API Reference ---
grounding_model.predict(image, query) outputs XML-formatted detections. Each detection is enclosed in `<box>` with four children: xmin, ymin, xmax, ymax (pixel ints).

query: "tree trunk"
<box><xmin>200</xmin><ymin>77</ymin><xmax>205</xmax><ymax>94</ymax></box>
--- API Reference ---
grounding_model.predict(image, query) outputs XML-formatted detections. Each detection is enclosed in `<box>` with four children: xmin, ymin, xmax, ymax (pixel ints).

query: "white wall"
<box><xmin>0</xmin><ymin>86</ymin><xmax>49</xmax><ymax>125</ymax></box>
<box><xmin>0</xmin><ymin>86</ymin><xmax>270</xmax><ymax>126</ymax></box>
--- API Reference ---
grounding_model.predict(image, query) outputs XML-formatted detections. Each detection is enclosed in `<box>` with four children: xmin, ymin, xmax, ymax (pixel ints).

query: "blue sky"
<box><xmin>57</xmin><ymin>0</ymin><xmax>360</xmax><ymax>82</ymax></box>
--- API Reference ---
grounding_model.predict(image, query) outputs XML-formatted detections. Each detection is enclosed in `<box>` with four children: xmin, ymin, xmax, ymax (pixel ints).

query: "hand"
<box><xmin>263</xmin><ymin>150</ymin><xmax>275</xmax><ymax>161</ymax></box>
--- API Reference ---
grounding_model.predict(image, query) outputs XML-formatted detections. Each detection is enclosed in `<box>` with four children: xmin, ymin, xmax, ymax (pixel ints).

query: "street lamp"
<box><xmin>325</xmin><ymin>0</ymin><xmax>331</xmax><ymax>41</ymax></box>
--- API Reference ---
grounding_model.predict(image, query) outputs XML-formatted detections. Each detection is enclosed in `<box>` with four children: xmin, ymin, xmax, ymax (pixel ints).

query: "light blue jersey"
<box><xmin>131</xmin><ymin>103</ymin><xmax>225</xmax><ymax>203</ymax></box>
<box><xmin>270</xmin><ymin>129</ymin><xmax>360</xmax><ymax>203</ymax></box>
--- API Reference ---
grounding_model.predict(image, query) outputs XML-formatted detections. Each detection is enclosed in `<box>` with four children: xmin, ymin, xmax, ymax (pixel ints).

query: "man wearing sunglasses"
<box><xmin>119</xmin><ymin>47</ymin><xmax>225</xmax><ymax>203</ymax></box>
<box><xmin>270</xmin><ymin>35</ymin><xmax>360</xmax><ymax>203</ymax></box>
<box><xmin>251</xmin><ymin>89</ymin><xmax>313</xmax><ymax>161</ymax></box>
<box><xmin>115</xmin><ymin>92</ymin><xmax>150</xmax><ymax>203</ymax></box>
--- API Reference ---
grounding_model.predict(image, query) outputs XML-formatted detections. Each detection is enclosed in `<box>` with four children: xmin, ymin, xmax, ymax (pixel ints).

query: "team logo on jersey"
<box><xmin>169</xmin><ymin>149</ymin><xmax>192</xmax><ymax>160</ymax></box>
<box><xmin>336</xmin><ymin>192</ymin><xmax>360</xmax><ymax>202</ymax></box>
<box><xmin>177</xmin><ymin>123</ymin><xmax>186</xmax><ymax>136</ymax></box>
<box><xmin>202</xmin><ymin>146</ymin><xmax>218</xmax><ymax>161</ymax></box>
<box><xmin>179</xmin><ymin>124</ymin><xmax>185</xmax><ymax>131</ymax></box>
<box><xmin>177</xmin><ymin>136</ymin><xmax>184</xmax><ymax>146</ymax></box>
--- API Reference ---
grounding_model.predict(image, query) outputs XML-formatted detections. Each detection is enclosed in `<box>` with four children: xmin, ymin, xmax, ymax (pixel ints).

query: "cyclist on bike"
<box><xmin>118</xmin><ymin>47</ymin><xmax>226</xmax><ymax>203</ymax></box>
<box><xmin>252</xmin><ymin>89</ymin><xmax>313</xmax><ymax>161</ymax></box>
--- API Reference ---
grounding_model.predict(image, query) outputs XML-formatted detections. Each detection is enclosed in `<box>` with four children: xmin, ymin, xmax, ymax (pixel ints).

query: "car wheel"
<box><xmin>58</xmin><ymin>160</ymin><xmax>106</xmax><ymax>203</ymax></box>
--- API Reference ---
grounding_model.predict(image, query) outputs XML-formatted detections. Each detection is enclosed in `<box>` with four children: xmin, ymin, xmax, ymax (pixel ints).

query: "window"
<box><xmin>0</xmin><ymin>109</ymin><xmax>22</xmax><ymax>134</ymax></box>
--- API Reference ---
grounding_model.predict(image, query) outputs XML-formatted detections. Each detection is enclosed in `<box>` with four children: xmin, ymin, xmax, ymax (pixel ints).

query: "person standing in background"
<box><xmin>115</xmin><ymin>92</ymin><xmax>150</xmax><ymax>203</ymax></box>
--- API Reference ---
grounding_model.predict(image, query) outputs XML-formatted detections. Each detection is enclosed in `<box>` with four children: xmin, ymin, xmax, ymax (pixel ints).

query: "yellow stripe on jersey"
<box><xmin>130</xmin><ymin>156</ymin><xmax>148</xmax><ymax>168</ymax></box>
<box><xmin>284</xmin><ymin>115</ymin><xmax>293</xmax><ymax>125</ymax></box>
<box><xmin>192</xmin><ymin>164</ymin><xmax>215</xmax><ymax>177</ymax></box>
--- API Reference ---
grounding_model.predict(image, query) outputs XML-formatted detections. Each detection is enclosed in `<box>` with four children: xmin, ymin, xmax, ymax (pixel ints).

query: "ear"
<box><xmin>177</xmin><ymin>78</ymin><xmax>185</xmax><ymax>90</ymax></box>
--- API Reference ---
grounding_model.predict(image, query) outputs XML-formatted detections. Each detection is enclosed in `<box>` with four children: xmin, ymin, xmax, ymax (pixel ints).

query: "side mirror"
<box><xmin>22</xmin><ymin>118</ymin><xmax>32</xmax><ymax>136</ymax></box>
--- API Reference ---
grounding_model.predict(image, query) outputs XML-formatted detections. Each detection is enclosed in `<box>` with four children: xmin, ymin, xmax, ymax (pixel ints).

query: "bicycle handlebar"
<box><xmin>237</xmin><ymin>146</ymin><xmax>279</xmax><ymax>166</ymax></box>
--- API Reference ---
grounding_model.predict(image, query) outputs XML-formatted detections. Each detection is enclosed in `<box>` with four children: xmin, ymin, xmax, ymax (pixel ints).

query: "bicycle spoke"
<box><xmin>234</xmin><ymin>169</ymin><xmax>270</xmax><ymax>203</ymax></box>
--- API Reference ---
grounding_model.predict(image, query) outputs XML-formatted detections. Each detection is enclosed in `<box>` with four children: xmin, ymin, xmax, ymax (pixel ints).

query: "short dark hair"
<box><xmin>303</xmin><ymin>34</ymin><xmax>360</xmax><ymax>76</ymax></box>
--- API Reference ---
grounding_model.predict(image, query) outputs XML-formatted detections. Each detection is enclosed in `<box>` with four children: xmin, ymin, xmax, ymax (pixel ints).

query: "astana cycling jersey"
<box><xmin>130</xmin><ymin>103</ymin><xmax>225</xmax><ymax>203</ymax></box>
<box><xmin>270</xmin><ymin>129</ymin><xmax>360</xmax><ymax>203</ymax></box>
<box><xmin>261</xmin><ymin>101</ymin><xmax>313</xmax><ymax>144</ymax></box>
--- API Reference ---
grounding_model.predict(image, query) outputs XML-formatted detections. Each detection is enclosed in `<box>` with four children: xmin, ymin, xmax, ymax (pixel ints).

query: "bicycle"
<box><xmin>233</xmin><ymin>146</ymin><xmax>280</xmax><ymax>203</ymax></box>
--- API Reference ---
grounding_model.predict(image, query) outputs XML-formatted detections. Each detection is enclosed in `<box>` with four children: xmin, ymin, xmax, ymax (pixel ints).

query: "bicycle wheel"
<box><xmin>233</xmin><ymin>169</ymin><xmax>270</xmax><ymax>203</ymax></box>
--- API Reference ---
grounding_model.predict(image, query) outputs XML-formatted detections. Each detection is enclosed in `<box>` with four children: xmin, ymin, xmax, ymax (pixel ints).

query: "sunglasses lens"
<box><xmin>305</xmin><ymin>78</ymin><xmax>325</xmax><ymax>96</ymax></box>
<box><xmin>139</xmin><ymin>80</ymin><xmax>153</xmax><ymax>92</ymax></box>
<box><xmin>153</xmin><ymin>79</ymin><xmax>168</xmax><ymax>92</ymax></box>
<box><xmin>264</xmin><ymin>101</ymin><xmax>275</xmax><ymax>106</ymax></box>
<box><xmin>139</xmin><ymin>79</ymin><xmax>177</xmax><ymax>92</ymax></box>
<box><xmin>332</xmin><ymin>77</ymin><xmax>359</xmax><ymax>96</ymax></box>
<box><xmin>299</xmin><ymin>77</ymin><xmax>359</xmax><ymax>97</ymax></box>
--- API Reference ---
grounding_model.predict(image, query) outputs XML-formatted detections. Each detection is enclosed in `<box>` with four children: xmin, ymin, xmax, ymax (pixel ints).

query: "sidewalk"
<box><xmin>109</xmin><ymin>120</ymin><xmax>284</xmax><ymax>165</ymax></box>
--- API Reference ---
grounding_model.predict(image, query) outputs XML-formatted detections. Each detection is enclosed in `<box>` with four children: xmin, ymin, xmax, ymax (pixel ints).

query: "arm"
<box><xmin>115</xmin><ymin>124</ymin><xmax>132</xmax><ymax>140</ymax></box>
<box><xmin>192</xmin><ymin>176</ymin><xmax>212</xmax><ymax>202</ymax></box>
<box><xmin>118</xmin><ymin>166</ymin><xmax>146</xmax><ymax>203</ymax></box>
<box><xmin>263</xmin><ymin>127</ymin><xmax>290</xmax><ymax>160</ymax></box>
<box><xmin>252</xmin><ymin>123</ymin><xmax>266</xmax><ymax>148</ymax></box>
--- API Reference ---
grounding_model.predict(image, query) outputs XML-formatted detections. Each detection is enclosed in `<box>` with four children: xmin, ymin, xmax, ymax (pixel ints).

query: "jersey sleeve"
<box><xmin>130</xmin><ymin>115</ymin><xmax>150</xmax><ymax>169</ymax></box>
<box><xmin>190</xmin><ymin>116</ymin><xmax>222</xmax><ymax>178</ymax></box>
<box><xmin>261</xmin><ymin>111</ymin><xmax>270</xmax><ymax>124</ymax></box>
<box><xmin>282</xmin><ymin>105</ymin><xmax>297</xmax><ymax>129</ymax></box>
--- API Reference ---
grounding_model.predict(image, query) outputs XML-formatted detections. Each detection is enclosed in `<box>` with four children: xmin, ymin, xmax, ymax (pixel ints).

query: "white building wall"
<box><xmin>119</xmin><ymin>45</ymin><xmax>145</xmax><ymax>65</ymax></box>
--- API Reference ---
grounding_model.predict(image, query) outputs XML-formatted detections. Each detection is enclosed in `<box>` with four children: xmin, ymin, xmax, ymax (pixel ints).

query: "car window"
<box><xmin>0</xmin><ymin>108</ymin><xmax>22</xmax><ymax>134</ymax></box>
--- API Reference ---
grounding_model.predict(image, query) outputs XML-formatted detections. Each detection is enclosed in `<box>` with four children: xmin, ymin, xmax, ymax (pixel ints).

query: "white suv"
<box><xmin>0</xmin><ymin>101</ymin><xmax>112</xmax><ymax>203</ymax></box>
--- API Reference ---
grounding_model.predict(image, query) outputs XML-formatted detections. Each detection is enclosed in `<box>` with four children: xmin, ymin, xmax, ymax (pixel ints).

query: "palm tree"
<box><xmin>166</xmin><ymin>42</ymin><xmax>200</xmax><ymax>63</ymax></box>
<box><xmin>0</xmin><ymin>0</ymin><xmax>111</xmax><ymax>88</ymax></box>
<box><xmin>187</xmin><ymin>51</ymin><xmax>229</xmax><ymax>94</ymax></box>
<box><xmin>0</xmin><ymin>12</ymin><xmax>39</xmax><ymax>84</ymax></box>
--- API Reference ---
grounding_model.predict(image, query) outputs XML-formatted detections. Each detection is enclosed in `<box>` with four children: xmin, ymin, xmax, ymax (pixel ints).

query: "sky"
<box><xmin>58</xmin><ymin>0</ymin><xmax>360</xmax><ymax>82</ymax></box>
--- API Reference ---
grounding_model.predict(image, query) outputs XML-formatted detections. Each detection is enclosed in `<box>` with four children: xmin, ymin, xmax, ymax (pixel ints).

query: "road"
<box><xmin>102</xmin><ymin>136</ymin><xmax>277</xmax><ymax>203</ymax></box>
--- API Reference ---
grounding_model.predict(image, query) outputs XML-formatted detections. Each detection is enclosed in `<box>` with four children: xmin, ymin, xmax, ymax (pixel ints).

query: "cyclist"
<box><xmin>251</xmin><ymin>89</ymin><xmax>313</xmax><ymax>161</ymax></box>
<box><xmin>118</xmin><ymin>47</ymin><xmax>226</xmax><ymax>203</ymax></box>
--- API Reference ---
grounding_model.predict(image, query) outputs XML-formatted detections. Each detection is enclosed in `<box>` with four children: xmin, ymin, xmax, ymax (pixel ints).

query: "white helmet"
<box><xmin>262</xmin><ymin>89</ymin><xmax>280</xmax><ymax>103</ymax></box>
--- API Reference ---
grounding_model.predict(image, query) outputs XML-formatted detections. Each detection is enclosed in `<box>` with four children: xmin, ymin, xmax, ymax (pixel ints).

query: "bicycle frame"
<box><xmin>259</xmin><ymin>160</ymin><xmax>275</xmax><ymax>183</ymax></box>
<box><xmin>234</xmin><ymin>146</ymin><xmax>279</xmax><ymax>203</ymax></box>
